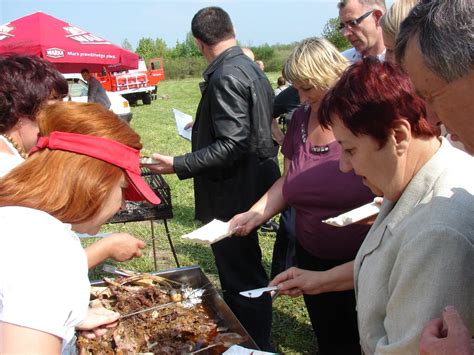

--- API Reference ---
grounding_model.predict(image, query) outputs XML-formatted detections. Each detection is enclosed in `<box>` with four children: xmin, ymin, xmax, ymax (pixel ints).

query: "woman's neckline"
<box><xmin>302</xmin><ymin>106</ymin><xmax>336</xmax><ymax>148</ymax></box>
<box><xmin>0</xmin><ymin>135</ymin><xmax>22</xmax><ymax>157</ymax></box>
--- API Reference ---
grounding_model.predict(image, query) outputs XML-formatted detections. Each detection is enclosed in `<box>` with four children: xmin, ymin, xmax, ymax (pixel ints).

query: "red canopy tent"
<box><xmin>0</xmin><ymin>11</ymin><xmax>138</xmax><ymax>73</ymax></box>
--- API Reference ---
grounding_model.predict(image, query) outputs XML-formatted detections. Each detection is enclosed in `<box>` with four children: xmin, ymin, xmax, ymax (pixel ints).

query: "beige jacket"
<box><xmin>354</xmin><ymin>139</ymin><xmax>474</xmax><ymax>354</ymax></box>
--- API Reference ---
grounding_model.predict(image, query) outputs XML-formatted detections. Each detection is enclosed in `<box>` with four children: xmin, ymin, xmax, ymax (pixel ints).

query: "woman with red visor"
<box><xmin>0</xmin><ymin>54</ymin><xmax>150</xmax><ymax>272</ymax></box>
<box><xmin>0</xmin><ymin>102</ymin><xmax>160</xmax><ymax>354</ymax></box>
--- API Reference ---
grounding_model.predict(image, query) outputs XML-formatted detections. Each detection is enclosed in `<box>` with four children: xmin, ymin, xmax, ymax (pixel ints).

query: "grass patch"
<box><xmin>85</xmin><ymin>73</ymin><xmax>317</xmax><ymax>354</ymax></box>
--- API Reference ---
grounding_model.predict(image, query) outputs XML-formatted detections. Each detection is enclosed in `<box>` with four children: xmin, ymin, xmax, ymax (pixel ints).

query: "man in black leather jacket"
<box><xmin>149</xmin><ymin>7</ymin><xmax>279</xmax><ymax>351</ymax></box>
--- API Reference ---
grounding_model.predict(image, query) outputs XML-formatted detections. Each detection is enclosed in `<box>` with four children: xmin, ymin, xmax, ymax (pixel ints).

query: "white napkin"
<box><xmin>322</xmin><ymin>201</ymin><xmax>381</xmax><ymax>227</ymax></box>
<box><xmin>181</xmin><ymin>219</ymin><xmax>233</xmax><ymax>244</ymax></box>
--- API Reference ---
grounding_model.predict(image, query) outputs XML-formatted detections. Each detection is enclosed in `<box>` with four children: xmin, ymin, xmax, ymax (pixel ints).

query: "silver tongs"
<box><xmin>239</xmin><ymin>286</ymin><xmax>278</xmax><ymax>298</ymax></box>
<box><xmin>102</xmin><ymin>264</ymin><xmax>137</xmax><ymax>277</ymax></box>
<box><xmin>120</xmin><ymin>300</ymin><xmax>182</xmax><ymax>319</ymax></box>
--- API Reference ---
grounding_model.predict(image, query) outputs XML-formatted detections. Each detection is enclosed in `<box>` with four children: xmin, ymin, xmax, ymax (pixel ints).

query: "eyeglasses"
<box><xmin>339</xmin><ymin>10</ymin><xmax>375</xmax><ymax>31</ymax></box>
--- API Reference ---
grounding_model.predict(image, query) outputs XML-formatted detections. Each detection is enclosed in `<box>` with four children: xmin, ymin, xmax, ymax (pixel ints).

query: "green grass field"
<box><xmin>85</xmin><ymin>74</ymin><xmax>318</xmax><ymax>354</ymax></box>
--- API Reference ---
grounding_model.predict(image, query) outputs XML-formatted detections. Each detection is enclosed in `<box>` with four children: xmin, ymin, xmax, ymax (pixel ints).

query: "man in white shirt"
<box><xmin>338</xmin><ymin>0</ymin><xmax>386</xmax><ymax>63</ymax></box>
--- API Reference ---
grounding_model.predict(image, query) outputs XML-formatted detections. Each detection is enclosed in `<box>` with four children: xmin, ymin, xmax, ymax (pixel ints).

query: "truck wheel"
<box><xmin>128</xmin><ymin>97</ymin><xmax>137</xmax><ymax>106</ymax></box>
<box><xmin>142</xmin><ymin>93</ymin><xmax>152</xmax><ymax>105</ymax></box>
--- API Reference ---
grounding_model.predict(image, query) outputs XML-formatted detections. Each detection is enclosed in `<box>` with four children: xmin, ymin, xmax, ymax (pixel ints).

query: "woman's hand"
<box><xmin>228</xmin><ymin>211</ymin><xmax>264</xmax><ymax>236</ymax></box>
<box><xmin>373</xmin><ymin>196</ymin><xmax>384</xmax><ymax>205</ymax></box>
<box><xmin>356</xmin><ymin>196</ymin><xmax>384</xmax><ymax>225</ymax></box>
<box><xmin>269</xmin><ymin>267</ymin><xmax>327</xmax><ymax>297</ymax></box>
<box><xmin>228</xmin><ymin>176</ymin><xmax>286</xmax><ymax>236</ymax></box>
<box><xmin>184</xmin><ymin>121</ymin><xmax>194</xmax><ymax>130</ymax></box>
<box><xmin>270</xmin><ymin>262</ymin><xmax>355</xmax><ymax>296</ymax></box>
<box><xmin>107</xmin><ymin>233</ymin><xmax>145</xmax><ymax>262</ymax></box>
<box><xmin>85</xmin><ymin>233</ymin><xmax>145</xmax><ymax>269</ymax></box>
<box><xmin>76</xmin><ymin>303</ymin><xmax>120</xmax><ymax>339</ymax></box>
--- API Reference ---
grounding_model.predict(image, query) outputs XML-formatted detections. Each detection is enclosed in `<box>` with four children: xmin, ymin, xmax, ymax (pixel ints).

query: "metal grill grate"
<box><xmin>109</xmin><ymin>168</ymin><xmax>173</xmax><ymax>223</ymax></box>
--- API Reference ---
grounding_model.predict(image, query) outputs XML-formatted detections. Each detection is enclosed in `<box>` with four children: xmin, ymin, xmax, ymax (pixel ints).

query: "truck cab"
<box><xmin>95</xmin><ymin>58</ymin><xmax>165</xmax><ymax>106</ymax></box>
<box><xmin>63</xmin><ymin>73</ymin><xmax>133</xmax><ymax>123</ymax></box>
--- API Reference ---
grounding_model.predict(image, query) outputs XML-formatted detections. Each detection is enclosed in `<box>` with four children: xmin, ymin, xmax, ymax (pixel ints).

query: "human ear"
<box><xmin>373</xmin><ymin>9</ymin><xmax>384</xmax><ymax>25</ymax></box>
<box><xmin>194</xmin><ymin>38</ymin><xmax>204</xmax><ymax>52</ymax></box>
<box><xmin>392</xmin><ymin>119</ymin><xmax>410</xmax><ymax>155</ymax></box>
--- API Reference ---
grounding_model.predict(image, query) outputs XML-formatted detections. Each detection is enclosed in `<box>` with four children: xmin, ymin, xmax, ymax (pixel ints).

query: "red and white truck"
<box><xmin>95</xmin><ymin>57</ymin><xmax>165</xmax><ymax>105</ymax></box>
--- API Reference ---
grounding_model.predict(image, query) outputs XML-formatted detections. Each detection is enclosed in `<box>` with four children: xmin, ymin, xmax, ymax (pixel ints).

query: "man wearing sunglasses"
<box><xmin>338</xmin><ymin>0</ymin><xmax>387</xmax><ymax>63</ymax></box>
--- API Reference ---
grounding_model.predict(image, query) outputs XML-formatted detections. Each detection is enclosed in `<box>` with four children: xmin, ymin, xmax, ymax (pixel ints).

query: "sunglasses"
<box><xmin>339</xmin><ymin>10</ymin><xmax>375</xmax><ymax>31</ymax></box>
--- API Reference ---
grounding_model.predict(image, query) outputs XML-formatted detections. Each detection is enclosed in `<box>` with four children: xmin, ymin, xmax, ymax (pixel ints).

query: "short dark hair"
<box><xmin>319</xmin><ymin>57</ymin><xmax>436</xmax><ymax>147</ymax></box>
<box><xmin>80</xmin><ymin>68</ymin><xmax>90</xmax><ymax>75</ymax></box>
<box><xmin>396</xmin><ymin>0</ymin><xmax>473</xmax><ymax>82</ymax></box>
<box><xmin>191</xmin><ymin>7</ymin><xmax>235</xmax><ymax>46</ymax></box>
<box><xmin>338</xmin><ymin>0</ymin><xmax>387</xmax><ymax>12</ymax></box>
<box><xmin>277</xmin><ymin>76</ymin><xmax>286</xmax><ymax>86</ymax></box>
<box><xmin>0</xmin><ymin>54</ymin><xmax>68</xmax><ymax>134</ymax></box>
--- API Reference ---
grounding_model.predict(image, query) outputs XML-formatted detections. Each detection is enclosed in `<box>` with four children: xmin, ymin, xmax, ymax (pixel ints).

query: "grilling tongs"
<box><xmin>102</xmin><ymin>264</ymin><xmax>136</xmax><ymax>277</ymax></box>
<box><xmin>120</xmin><ymin>300</ymin><xmax>182</xmax><ymax>319</ymax></box>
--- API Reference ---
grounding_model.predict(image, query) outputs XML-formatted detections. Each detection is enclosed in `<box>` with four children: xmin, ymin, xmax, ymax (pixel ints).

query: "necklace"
<box><xmin>300</xmin><ymin>122</ymin><xmax>330</xmax><ymax>155</ymax></box>
<box><xmin>1</xmin><ymin>134</ymin><xmax>28</xmax><ymax>159</ymax></box>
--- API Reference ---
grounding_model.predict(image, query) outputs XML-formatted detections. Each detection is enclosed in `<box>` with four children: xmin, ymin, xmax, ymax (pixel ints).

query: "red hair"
<box><xmin>319</xmin><ymin>57</ymin><xmax>437</xmax><ymax>147</ymax></box>
<box><xmin>0</xmin><ymin>102</ymin><xmax>141</xmax><ymax>224</ymax></box>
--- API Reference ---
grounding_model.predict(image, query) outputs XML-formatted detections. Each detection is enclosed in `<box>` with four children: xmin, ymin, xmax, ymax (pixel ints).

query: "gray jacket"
<box><xmin>355</xmin><ymin>138</ymin><xmax>474</xmax><ymax>354</ymax></box>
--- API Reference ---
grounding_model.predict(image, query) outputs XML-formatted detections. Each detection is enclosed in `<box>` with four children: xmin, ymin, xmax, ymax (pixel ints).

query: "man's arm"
<box><xmin>173</xmin><ymin>75</ymin><xmax>252</xmax><ymax>179</ymax></box>
<box><xmin>271</xmin><ymin>118</ymin><xmax>285</xmax><ymax>146</ymax></box>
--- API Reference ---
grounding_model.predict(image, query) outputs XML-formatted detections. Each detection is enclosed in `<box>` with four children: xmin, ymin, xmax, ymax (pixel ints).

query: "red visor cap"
<box><xmin>30</xmin><ymin>131</ymin><xmax>160</xmax><ymax>205</ymax></box>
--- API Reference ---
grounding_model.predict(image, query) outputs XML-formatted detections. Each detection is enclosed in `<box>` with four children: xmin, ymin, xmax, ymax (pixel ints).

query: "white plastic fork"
<box><xmin>239</xmin><ymin>286</ymin><xmax>278</xmax><ymax>298</ymax></box>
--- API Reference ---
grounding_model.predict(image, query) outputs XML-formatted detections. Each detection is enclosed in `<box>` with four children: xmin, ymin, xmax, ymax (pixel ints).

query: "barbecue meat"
<box><xmin>76</xmin><ymin>274</ymin><xmax>239</xmax><ymax>354</ymax></box>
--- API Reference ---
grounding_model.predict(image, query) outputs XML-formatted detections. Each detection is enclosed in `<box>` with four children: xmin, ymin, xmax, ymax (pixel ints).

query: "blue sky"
<box><xmin>1</xmin><ymin>0</ymin><xmax>394</xmax><ymax>49</ymax></box>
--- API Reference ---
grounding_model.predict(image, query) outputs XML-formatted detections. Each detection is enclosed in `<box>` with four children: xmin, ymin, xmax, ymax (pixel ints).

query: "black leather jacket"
<box><xmin>174</xmin><ymin>46</ymin><xmax>279</xmax><ymax>222</ymax></box>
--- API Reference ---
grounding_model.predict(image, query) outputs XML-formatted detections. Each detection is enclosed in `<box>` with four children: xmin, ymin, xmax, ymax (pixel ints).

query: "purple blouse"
<box><xmin>281</xmin><ymin>106</ymin><xmax>374</xmax><ymax>260</ymax></box>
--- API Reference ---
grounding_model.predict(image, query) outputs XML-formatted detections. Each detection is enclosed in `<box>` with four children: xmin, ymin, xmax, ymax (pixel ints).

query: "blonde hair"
<box><xmin>381</xmin><ymin>0</ymin><xmax>419</xmax><ymax>39</ymax></box>
<box><xmin>283</xmin><ymin>37</ymin><xmax>349</xmax><ymax>90</ymax></box>
<box><xmin>0</xmin><ymin>102</ymin><xmax>142</xmax><ymax>224</ymax></box>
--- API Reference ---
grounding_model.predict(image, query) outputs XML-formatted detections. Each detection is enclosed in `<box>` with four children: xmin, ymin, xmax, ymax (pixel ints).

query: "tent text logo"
<box><xmin>63</xmin><ymin>25</ymin><xmax>110</xmax><ymax>45</ymax></box>
<box><xmin>46</xmin><ymin>48</ymin><xmax>65</xmax><ymax>58</ymax></box>
<box><xmin>0</xmin><ymin>23</ymin><xmax>14</xmax><ymax>41</ymax></box>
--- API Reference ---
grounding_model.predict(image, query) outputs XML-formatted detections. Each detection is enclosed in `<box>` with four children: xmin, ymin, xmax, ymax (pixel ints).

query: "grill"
<box><xmin>86</xmin><ymin>266</ymin><xmax>258</xmax><ymax>352</ymax></box>
<box><xmin>109</xmin><ymin>169</ymin><xmax>173</xmax><ymax>223</ymax></box>
<box><xmin>108</xmin><ymin>168</ymin><xmax>179</xmax><ymax>269</ymax></box>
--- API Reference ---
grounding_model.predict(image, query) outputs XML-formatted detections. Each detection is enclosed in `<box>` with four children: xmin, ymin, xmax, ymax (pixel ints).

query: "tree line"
<box><xmin>123</xmin><ymin>17</ymin><xmax>350</xmax><ymax>80</ymax></box>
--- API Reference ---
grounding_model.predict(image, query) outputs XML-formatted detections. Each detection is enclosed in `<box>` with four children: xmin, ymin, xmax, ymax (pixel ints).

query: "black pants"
<box><xmin>212</xmin><ymin>230</ymin><xmax>273</xmax><ymax>351</ymax></box>
<box><xmin>296</xmin><ymin>242</ymin><xmax>361</xmax><ymax>355</ymax></box>
<box><xmin>271</xmin><ymin>207</ymin><xmax>296</xmax><ymax>279</ymax></box>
